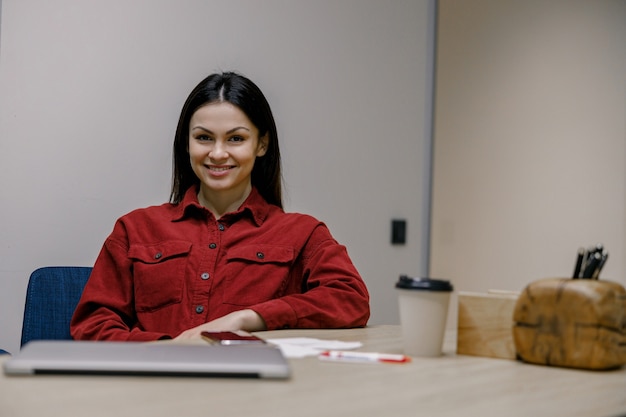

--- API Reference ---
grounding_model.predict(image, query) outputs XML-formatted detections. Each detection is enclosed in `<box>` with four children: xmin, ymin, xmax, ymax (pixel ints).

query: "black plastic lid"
<box><xmin>395</xmin><ymin>275</ymin><xmax>453</xmax><ymax>292</ymax></box>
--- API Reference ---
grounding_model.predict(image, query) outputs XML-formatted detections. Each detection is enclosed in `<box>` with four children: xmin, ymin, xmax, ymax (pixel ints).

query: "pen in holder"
<box><xmin>513</xmin><ymin>277</ymin><xmax>626</xmax><ymax>370</ymax></box>
<box><xmin>572</xmin><ymin>244</ymin><xmax>608</xmax><ymax>279</ymax></box>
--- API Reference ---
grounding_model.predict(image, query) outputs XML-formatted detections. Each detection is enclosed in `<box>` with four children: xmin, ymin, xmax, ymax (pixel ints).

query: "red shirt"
<box><xmin>70</xmin><ymin>187</ymin><xmax>370</xmax><ymax>341</ymax></box>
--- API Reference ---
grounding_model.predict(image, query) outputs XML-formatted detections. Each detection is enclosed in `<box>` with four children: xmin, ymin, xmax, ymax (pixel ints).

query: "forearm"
<box><xmin>251</xmin><ymin>286</ymin><xmax>370</xmax><ymax>330</ymax></box>
<box><xmin>71</xmin><ymin>305</ymin><xmax>171</xmax><ymax>341</ymax></box>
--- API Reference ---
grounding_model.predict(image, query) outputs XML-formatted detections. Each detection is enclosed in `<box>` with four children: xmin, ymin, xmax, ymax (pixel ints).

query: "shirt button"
<box><xmin>154</xmin><ymin>252</ymin><xmax>162</xmax><ymax>260</ymax></box>
<box><xmin>209</xmin><ymin>243</ymin><xmax>217</xmax><ymax>249</ymax></box>
<box><xmin>256</xmin><ymin>252</ymin><xmax>264</xmax><ymax>259</ymax></box>
<box><xmin>195</xmin><ymin>305</ymin><xmax>204</xmax><ymax>314</ymax></box>
<box><xmin>218</xmin><ymin>224</ymin><xmax>225</xmax><ymax>231</ymax></box>
<box><xmin>201</xmin><ymin>272</ymin><xmax>210</xmax><ymax>280</ymax></box>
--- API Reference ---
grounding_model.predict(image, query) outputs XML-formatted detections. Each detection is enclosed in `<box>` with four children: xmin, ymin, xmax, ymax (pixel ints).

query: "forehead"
<box><xmin>190</xmin><ymin>102</ymin><xmax>255</xmax><ymax>128</ymax></box>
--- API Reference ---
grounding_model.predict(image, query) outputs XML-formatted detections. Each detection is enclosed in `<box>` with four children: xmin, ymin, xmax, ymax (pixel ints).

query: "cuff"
<box><xmin>250</xmin><ymin>299</ymin><xmax>298</xmax><ymax>330</ymax></box>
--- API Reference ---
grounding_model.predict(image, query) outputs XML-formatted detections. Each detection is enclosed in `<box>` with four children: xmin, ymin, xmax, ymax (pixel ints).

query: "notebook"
<box><xmin>3</xmin><ymin>340</ymin><xmax>290</xmax><ymax>379</ymax></box>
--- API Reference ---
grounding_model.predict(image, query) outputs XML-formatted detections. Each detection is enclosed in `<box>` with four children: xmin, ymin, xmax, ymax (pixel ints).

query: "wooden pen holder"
<box><xmin>457</xmin><ymin>290</ymin><xmax>520</xmax><ymax>360</ymax></box>
<box><xmin>513</xmin><ymin>278</ymin><xmax>626</xmax><ymax>370</ymax></box>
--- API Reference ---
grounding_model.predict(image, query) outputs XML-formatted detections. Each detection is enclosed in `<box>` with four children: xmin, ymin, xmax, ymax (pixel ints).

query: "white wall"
<box><xmin>0</xmin><ymin>0</ymin><xmax>435</xmax><ymax>354</ymax></box>
<box><xmin>431</xmin><ymin>0</ymin><xmax>626</xmax><ymax>317</ymax></box>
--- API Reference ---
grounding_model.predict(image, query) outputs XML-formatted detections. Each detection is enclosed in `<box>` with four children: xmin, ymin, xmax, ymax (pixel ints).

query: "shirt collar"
<box><xmin>172</xmin><ymin>185</ymin><xmax>270</xmax><ymax>227</ymax></box>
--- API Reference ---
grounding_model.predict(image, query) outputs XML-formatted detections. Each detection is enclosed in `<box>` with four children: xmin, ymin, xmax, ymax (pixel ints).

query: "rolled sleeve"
<box><xmin>250</xmin><ymin>299</ymin><xmax>299</xmax><ymax>330</ymax></box>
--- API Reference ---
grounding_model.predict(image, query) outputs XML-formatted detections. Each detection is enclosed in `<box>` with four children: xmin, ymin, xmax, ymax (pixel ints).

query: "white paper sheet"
<box><xmin>266</xmin><ymin>337</ymin><xmax>363</xmax><ymax>358</ymax></box>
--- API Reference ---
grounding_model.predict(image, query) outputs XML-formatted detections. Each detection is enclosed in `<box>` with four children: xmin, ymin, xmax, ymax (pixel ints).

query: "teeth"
<box><xmin>209</xmin><ymin>167</ymin><xmax>231</xmax><ymax>172</ymax></box>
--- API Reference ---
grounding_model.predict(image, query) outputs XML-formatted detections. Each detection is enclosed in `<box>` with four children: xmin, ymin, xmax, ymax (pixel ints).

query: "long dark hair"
<box><xmin>170</xmin><ymin>72</ymin><xmax>282</xmax><ymax>208</ymax></box>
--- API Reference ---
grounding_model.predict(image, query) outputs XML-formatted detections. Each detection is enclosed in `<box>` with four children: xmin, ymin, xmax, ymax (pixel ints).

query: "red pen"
<box><xmin>319</xmin><ymin>350</ymin><xmax>411</xmax><ymax>364</ymax></box>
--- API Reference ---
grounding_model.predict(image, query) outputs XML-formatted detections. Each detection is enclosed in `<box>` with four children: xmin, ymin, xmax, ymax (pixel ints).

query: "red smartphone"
<box><xmin>201</xmin><ymin>331</ymin><xmax>266</xmax><ymax>345</ymax></box>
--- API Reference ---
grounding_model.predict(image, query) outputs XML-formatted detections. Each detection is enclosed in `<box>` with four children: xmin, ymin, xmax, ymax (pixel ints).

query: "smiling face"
<box><xmin>188</xmin><ymin>102</ymin><xmax>268</xmax><ymax>210</ymax></box>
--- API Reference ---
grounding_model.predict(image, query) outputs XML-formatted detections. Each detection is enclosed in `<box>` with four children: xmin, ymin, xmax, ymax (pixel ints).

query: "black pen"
<box><xmin>592</xmin><ymin>252</ymin><xmax>609</xmax><ymax>280</ymax></box>
<box><xmin>572</xmin><ymin>248</ymin><xmax>585</xmax><ymax>279</ymax></box>
<box><xmin>582</xmin><ymin>252</ymin><xmax>602</xmax><ymax>279</ymax></box>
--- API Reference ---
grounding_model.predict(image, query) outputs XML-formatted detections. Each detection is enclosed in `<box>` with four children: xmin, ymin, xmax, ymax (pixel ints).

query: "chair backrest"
<box><xmin>20</xmin><ymin>266</ymin><xmax>92</xmax><ymax>347</ymax></box>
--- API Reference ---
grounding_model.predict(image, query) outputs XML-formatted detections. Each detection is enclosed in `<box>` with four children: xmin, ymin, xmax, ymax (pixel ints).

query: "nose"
<box><xmin>208</xmin><ymin>141</ymin><xmax>228</xmax><ymax>161</ymax></box>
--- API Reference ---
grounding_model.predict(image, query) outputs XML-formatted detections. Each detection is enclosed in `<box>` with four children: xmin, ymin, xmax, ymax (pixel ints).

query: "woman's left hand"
<box><xmin>173</xmin><ymin>309</ymin><xmax>267</xmax><ymax>340</ymax></box>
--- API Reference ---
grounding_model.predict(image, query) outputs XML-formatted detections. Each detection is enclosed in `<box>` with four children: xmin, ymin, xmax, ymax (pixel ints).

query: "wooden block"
<box><xmin>513</xmin><ymin>278</ymin><xmax>626</xmax><ymax>370</ymax></box>
<box><xmin>457</xmin><ymin>291</ymin><xmax>519</xmax><ymax>360</ymax></box>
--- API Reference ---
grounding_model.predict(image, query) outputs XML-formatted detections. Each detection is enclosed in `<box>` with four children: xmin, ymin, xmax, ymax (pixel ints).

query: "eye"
<box><xmin>195</xmin><ymin>134</ymin><xmax>213</xmax><ymax>142</ymax></box>
<box><xmin>229</xmin><ymin>135</ymin><xmax>245</xmax><ymax>143</ymax></box>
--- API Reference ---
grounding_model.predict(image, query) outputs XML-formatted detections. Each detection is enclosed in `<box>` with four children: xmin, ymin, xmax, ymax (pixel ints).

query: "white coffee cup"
<box><xmin>396</xmin><ymin>275</ymin><xmax>453</xmax><ymax>357</ymax></box>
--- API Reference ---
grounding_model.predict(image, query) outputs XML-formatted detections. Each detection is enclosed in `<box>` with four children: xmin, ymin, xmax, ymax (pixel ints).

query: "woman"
<box><xmin>70</xmin><ymin>72</ymin><xmax>370</xmax><ymax>341</ymax></box>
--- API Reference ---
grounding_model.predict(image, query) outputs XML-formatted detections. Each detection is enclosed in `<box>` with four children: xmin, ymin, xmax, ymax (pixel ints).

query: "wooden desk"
<box><xmin>1</xmin><ymin>325</ymin><xmax>624</xmax><ymax>417</ymax></box>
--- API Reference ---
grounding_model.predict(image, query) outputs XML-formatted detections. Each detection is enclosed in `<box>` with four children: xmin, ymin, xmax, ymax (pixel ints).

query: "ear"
<box><xmin>257</xmin><ymin>134</ymin><xmax>269</xmax><ymax>157</ymax></box>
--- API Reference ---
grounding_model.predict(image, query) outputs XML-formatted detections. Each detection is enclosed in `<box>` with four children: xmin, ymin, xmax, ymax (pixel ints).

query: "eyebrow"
<box><xmin>191</xmin><ymin>126</ymin><xmax>251</xmax><ymax>135</ymax></box>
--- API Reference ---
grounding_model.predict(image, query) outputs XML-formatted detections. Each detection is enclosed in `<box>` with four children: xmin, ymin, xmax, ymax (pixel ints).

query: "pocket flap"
<box><xmin>129</xmin><ymin>241</ymin><xmax>192</xmax><ymax>264</ymax></box>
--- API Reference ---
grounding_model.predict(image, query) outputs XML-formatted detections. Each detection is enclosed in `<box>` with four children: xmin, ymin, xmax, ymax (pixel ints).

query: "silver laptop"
<box><xmin>3</xmin><ymin>340</ymin><xmax>290</xmax><ymax>379</ymax></box>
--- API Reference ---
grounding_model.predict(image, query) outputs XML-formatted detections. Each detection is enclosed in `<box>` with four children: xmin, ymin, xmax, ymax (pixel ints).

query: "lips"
<box><xmin>206</xmin><ymin>165</ymin><xmax>234</xmax><ymax>177</ymax></box>
<box><xmin>208</xmin><ymin>166</ymin><xmax>233</xmax><ymax>172</ymax></box>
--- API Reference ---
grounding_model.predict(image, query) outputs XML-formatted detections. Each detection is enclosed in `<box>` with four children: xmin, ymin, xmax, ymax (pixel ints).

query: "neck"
<box><xmin>197</xmin><ymin>184</ymin><xmax>252</xmax><ymax>219</ymax></box>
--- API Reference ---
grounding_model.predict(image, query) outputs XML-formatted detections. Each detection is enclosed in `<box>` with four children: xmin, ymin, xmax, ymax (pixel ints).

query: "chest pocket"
<box><xmin>129</xmin><ymin>240</ymin><xmax>192</xmax><ymax>312</ymax></box>
<box><xmin>223</xmin><ymin>244</ymin><xmax>295</xmax><ymax>306</ymax></box>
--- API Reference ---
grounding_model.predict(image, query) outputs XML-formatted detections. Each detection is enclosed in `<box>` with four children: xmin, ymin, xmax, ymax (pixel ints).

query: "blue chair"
<box><xmin>20</xmin><ymin>266</ymin><xmax>92</xmax><ymax>347</ymax></box>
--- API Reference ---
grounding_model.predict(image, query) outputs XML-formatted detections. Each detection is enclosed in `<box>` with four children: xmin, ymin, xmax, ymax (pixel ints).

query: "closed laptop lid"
<box><xmin>3</xmin><ymin>340</ymin><xmax>290</xmax><ymax>379</ymax></box>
